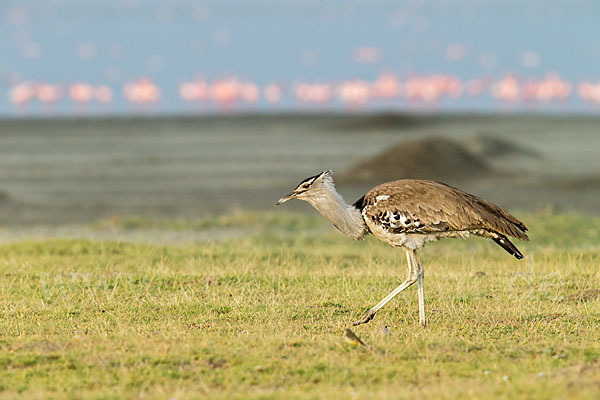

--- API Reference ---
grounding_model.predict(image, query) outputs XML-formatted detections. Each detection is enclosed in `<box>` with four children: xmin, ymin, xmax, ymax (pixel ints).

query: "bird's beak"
<box><xmin>276</xmin><ymin>192</ymin><xmax>296</xmax><ymax>205</ymax></box>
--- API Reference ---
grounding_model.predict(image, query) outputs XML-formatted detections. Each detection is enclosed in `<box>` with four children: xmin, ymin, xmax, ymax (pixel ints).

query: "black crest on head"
<box><xmin>298</xmin><ymin>172</ymin><xmax>322</xmax><ymax>186</ymax></box>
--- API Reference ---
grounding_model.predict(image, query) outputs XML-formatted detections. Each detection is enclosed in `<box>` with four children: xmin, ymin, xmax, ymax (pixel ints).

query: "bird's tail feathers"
<box><xmin>492</xmin><ymin>235</ymin><xmax>524</xmax><ymax>259</ymax></box>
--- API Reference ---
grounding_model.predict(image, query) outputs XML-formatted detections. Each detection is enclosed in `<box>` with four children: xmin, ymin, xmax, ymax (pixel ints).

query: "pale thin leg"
<box><xmin>353</xmin><ymin>250</ymin><xmax>417</xmax><ymax>326</ymax></box>
<box><xmin>412</xmin><ymin>250</ymin><xmax>426</xmax><ymax>327</ymax></box>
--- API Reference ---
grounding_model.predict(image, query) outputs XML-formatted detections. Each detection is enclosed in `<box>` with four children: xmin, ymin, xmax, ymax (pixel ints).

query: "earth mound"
<box><xmin>337</xmin><ymin>136</ymin><xmax>494</xmax><ymax>184</ymax></box>
<box><xmin>330</xmin><ymin>113</ymin><xmax>428</xmax><ymax>131</ymax></box>
<box><xmin>463</xmin><ymin>134</ymin><xmax>540</xmax><ymax>158</ymax></box>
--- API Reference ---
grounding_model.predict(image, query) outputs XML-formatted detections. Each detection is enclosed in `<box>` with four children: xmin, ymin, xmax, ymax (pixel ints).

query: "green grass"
<box><xmin>1</xmin><ymin>211</ymin><xmax>599</xmax><ymax>399</ymax></box>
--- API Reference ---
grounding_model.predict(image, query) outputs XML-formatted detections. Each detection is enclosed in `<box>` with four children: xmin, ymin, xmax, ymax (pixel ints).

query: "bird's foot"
<box><xmin>353</xmin><ymin>309</ymin><xmax>376</xmax><ymax>326</ymax></box>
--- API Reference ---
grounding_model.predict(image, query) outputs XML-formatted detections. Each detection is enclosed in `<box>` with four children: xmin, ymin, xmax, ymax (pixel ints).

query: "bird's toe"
<box><xmin>353</xmin><ymin>310</ymin><xmax>375</xmax><ymax>326</ymax></box>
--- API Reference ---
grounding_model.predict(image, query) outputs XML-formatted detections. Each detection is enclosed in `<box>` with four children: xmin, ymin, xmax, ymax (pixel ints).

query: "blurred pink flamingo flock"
<box><xmin>7</xmin><ymin>73</ymin><xmax>600</xmax><ymax>111</ymax></box>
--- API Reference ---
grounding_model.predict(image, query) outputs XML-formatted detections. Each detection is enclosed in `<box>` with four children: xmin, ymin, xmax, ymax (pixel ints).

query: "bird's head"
<box><xmin>276</xmin><ymin>170</ymin><xmax>334</xmax><ymax>205</ymax></box>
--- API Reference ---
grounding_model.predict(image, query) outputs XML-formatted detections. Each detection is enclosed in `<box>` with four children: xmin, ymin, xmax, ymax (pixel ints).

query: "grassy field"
<box><xmin>1</xmin><ymin>211</ymin><xmax>599</xmax><ymax>399</ymax></box>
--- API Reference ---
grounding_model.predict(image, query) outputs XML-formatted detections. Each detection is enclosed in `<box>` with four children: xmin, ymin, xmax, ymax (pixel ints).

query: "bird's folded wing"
<box><xmin>360</xmin><ymin>180</ymin><xmax>528</xmax><ymax>240</ymax></box>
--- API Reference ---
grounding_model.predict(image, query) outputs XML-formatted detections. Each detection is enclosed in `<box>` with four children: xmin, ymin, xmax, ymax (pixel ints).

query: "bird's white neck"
<box><xmin>305</xmin><ymin>180</ymin><xmax>367</xmax><ymax>240</ymax></box>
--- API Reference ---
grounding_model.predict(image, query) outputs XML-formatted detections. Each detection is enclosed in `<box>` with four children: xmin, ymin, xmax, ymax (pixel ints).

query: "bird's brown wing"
<box><xmin>359</xmin><ymin>179</ymin><xmax>529</xmax><ymax>240</ymax></box>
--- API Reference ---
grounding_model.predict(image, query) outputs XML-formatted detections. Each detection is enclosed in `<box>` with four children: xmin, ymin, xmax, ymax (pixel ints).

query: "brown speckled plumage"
<box><xmin>355</xmin><ymin>179</ymin><xmax>528</xmax><ymax>242</ymax></box>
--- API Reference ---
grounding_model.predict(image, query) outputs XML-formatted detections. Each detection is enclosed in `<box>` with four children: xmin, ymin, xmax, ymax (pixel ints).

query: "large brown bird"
<box><xmin>276</xmin><ymin>170</ymin><xmax>528</xmax><ymax>327</ymax></box>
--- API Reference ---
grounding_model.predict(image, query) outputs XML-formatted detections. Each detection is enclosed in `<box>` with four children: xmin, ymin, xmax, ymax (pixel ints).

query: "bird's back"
<box><xmin>355</xmin><ymin>179</ymin><xmax>529</xmax><ymax>243</ymax></box>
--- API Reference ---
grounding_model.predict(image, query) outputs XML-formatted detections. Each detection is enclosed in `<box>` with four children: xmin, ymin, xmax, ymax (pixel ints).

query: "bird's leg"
<box><xmin>353</xmin><ymin>250</ymin><xmax>417</xmax><ymax>326</ymax></box>
<box><xmin>411</xmin><ymin>250</ymin><xmax>426</xmax><ymax>327</ymax></box>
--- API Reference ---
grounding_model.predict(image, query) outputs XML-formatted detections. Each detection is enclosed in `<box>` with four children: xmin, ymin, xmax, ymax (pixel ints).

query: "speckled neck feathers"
<box><xmin>304</xmin><ymin>176</ymin><xmax>368</xmax><ymax>240</ymax></box>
